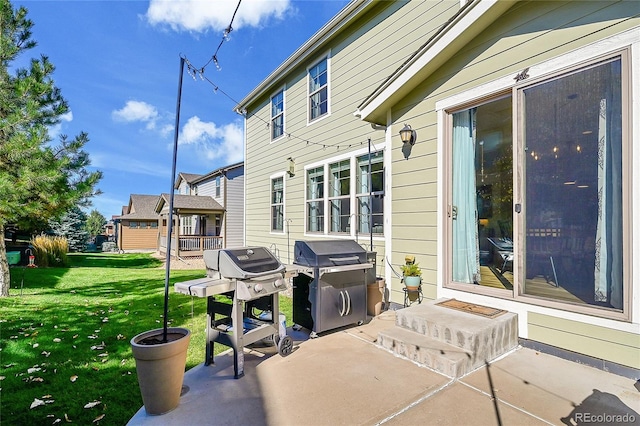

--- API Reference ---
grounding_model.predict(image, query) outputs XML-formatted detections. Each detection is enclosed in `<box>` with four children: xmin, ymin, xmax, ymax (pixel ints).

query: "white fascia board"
<box><xmin>357</xmin><ymin>0</ymin><xmax>515</xmax><ymax>123</ymax></box>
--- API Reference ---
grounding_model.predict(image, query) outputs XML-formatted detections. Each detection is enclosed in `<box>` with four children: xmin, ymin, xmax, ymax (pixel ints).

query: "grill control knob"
<box><xmin>254</xmin><ymin>283</ymin><xmax>263</xmax><ymax>292</ymax></box>
<box><xmin>274</xmin><ymin>279</ymin><xmax>285</xmax><ymax>287</ymax></box>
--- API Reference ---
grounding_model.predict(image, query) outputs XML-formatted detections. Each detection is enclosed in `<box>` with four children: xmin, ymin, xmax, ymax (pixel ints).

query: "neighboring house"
<box><xmin>156</xmin><ymin>162</ymin><xmax>244</xmax><ymax>257</ymax></box>
<box><xmin>236</xmin><ymin>0</ymin><xmax>640</xmax><ymax>374</ymax></box>
<box><xmin>104</xmin><ymin>219</ymin><xmax>116</xmax><ymax>238</ymax></box>
<box><xmin>117</xmin><ymin>194</ymin><xmax>160</xmax><ymax>251</ymax></box>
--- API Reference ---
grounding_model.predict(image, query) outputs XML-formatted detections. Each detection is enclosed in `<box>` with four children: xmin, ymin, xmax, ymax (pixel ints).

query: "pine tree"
<box><xmin>49</xmin><ymin>207</ymin><xmax>89</xmax><ymax>252</ymax></box>
<box><xmin>0</xmin><ymin>0</ymin><xmax>102</xmax><ymax>296</ymax></box>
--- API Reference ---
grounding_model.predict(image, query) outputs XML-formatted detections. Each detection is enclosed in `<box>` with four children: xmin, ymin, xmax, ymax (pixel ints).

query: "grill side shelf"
<box><xmin>174</xmin><ymin>277</ymin><xmax>235</xmax><ymax>298</ymax></box>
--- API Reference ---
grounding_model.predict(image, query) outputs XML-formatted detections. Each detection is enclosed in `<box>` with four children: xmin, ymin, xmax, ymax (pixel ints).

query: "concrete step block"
<box><xmin>378</xmin><ymin>326</ymin><xmax>473</xmax><ymax>377</ymax></box>
<box><xmin>394</xmin><ymin>300</ymin><xmax>518</xmax><ymax>364</ymax></box>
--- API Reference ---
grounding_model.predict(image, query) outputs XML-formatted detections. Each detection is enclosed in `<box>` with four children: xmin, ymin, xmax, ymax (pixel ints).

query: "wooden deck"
<box><xmin>478</xmin><ymin>266</ymin><xmax>586</xmax><ymax>304</ymax></box>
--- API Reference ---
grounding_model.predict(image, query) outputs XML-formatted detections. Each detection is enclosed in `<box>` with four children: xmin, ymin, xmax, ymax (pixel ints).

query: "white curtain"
<box><xmin>595</xmin><ymin>98</ymin><xmax>623</xmax><ymax>309</ymax></box>
<box><xmin>452</xmin><ymin>109</ymin><xmax>480</xmax><ymax>284</ymax></box>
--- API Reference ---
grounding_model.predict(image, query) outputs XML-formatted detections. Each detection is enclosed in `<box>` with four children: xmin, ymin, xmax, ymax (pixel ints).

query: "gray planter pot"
<box><xmin>131</xmin><ymin>327</ymin><xmax>191</xmax><ymax>415</ymax></box>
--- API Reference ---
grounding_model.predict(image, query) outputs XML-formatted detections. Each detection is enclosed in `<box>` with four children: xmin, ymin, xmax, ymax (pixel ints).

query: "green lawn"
<box><xmin>0</xmin><ymin>253</ymin><xmax>293</xmax><ymax>425</ymax></box>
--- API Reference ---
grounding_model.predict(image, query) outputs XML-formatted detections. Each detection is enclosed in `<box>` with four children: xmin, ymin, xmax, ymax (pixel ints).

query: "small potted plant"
<box><xmin>401</xmin><ymin>262</ymin><xmax>422</xmax><ymax>290</ymax></box>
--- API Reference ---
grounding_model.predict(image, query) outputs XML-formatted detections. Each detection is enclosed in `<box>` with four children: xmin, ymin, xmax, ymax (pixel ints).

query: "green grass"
<box><xmin>0</xmin><ymin>253</ymin><xmax>293</xmax><ymax>425</ymax></box>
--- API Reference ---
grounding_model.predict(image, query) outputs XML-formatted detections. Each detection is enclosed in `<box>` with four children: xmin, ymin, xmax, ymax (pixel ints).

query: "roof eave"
<box><xmin>356</xmin><ymin>0</ymin><xmax>516</xmax><ymax>124</ymax></box>
<box><xmin>234</xmin><ymin>0</ymin><xmax>373</xmax><ymax>112</ymax></box>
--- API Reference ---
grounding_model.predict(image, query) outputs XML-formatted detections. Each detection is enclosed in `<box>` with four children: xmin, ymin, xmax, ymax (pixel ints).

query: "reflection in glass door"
<box><xmin>522</xmin><ymin>58</ymin><xmax>623</xmax><ymax>309</ymax></box>
<box><xmin>451</xmin><ymin>96</ymin><xmax>513</xmax><ymax>290</ymax></box>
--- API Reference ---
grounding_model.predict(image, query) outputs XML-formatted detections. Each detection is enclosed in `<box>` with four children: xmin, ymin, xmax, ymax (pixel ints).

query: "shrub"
<box><xmin>101</xmin><ymin>241</ymin><xmax>118</xmax><ymax>252</ymax></box>
<box><xmin>30</xmin><ymin>234</ymin><xmax>69</xmax><ymax>267</ymax></box>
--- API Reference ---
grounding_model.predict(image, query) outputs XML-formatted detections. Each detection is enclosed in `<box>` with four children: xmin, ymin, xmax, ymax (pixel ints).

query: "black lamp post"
<box><xmin>162</xmin><ymin>55</ymin><xmax>185</xmax><ymax>342</ymax></box>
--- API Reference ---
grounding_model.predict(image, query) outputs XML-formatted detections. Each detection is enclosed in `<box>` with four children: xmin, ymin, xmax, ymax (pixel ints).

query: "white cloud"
<box><xmin>112</xmin><ymin>100</ymin><xmax>159</xmax><ymax>130</ymax></box>
<box><xmin>145</xmin><ymin>0</ymin><xmax>291</xmax><ymax>33</ymax></box>
<box><xmin>180</xmin><ymin>116</ymin><xmax>219</xmax><ymax>144</ymax></box>
<box><xmin>179</xmin><ymin>116</ymin><xmax>243</xmax><ymax>164</ymax></box>
<box><xmin>49</xmin><ymin>110</ymin><xmax>74</xmax><ymax>140</ymax></box>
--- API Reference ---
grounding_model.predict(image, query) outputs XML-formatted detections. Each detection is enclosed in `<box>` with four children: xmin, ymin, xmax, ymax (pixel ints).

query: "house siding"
<box><xmin>243</xmin><ymin>0</ymin><xmax>461</xmax><ymax>274</ymax></box>
<box><xmin>528</xmin><ymin>312</ymin><xmax>640</xmax><ymax>369</ymax></box>
<box><xmin>119</xmin><ymin>220</ymin><xmax>158</xmax><ymax>250</ymax></box>
<box><xmin>224</xmin><ymin>167</ymin><xmax>244</xmax><ymax>247</ymax></box>
<box><xmin>380</xmin><ymin>0</ymin><xmax>639</xmax><ymax>368</ymax></box>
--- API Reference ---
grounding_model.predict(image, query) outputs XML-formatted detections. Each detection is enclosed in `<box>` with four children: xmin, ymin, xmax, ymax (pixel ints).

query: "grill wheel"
<box><xmin>278</xmin><ymin>335</ymin><xmax>293</xmax><ymax>356</ymax></box>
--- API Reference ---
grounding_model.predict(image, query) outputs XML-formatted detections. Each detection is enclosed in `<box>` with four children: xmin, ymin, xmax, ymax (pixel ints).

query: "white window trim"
<box><xmin>435</xmin><ymin>28</ymin><xmax>639</xmax><ymax>329</ymax></box>
<box><xmin>303</xmin><ymin>143</ymin><xmax>387</xmax><ymax>240</ymax></box>
<box><xmin>307</xmin><ymin>52</ymin><xmax>332</xmax><ymax>125</ymax></box>
<box><xmin>270</xmin><ymin>172</ymin><xmax>286</xmax><ymax>234</ymax></box>
<box><xmin>215</xmin><ymin>176</ymin><xmax>221</xmax><ymax>198</ymax></box>
<box><xmin>270</xmin><ymin>85</ymin><xmax>286</xmax><ymax>143</ymax></box>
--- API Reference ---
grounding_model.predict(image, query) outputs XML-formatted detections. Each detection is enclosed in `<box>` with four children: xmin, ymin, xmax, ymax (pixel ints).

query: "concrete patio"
<box><xmin>128</xmin><ymin>311</ymin><xmax>640</xmax><ymax>425</ymax></box>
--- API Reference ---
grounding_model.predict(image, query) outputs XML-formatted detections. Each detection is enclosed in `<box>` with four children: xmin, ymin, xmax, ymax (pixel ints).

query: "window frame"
<box><xmin>439</xmin><ymin>47</ymin><xmax>632</xmax><ymax>321</ymax></box>
<box><xmin>304</xmin><ymin>146</ymin><xmax>386</xmax><ymax>239</ymax></box>
<box><xmin>356</xmin><ymin>151</ymin><xmax>385</xmax><ymax>235</ymax></box>
<box><xmin>328</xmin><ymin>159</ymin><xmax>351</xmax><ymax>234</ymax></box>
<box><xmin>307</xmin><ymin>54</ymin><xmax>331</xmax><ymax>124</ymax></box>
<box><xmin>181</xmin><ymin>215</ymin><xmax>194</xmax><ymax>236</ymax></box>
<box><xmin>270</xmin><ymin>173</ymin><xmax>285</xmax><ymax>233</ymax></box>
<box><xmin>306</xmin><ymin>165</ymin><xmax>325</xmax><ymax>233</ymax></box>
<box><xmin>270</xmin><ymin>87</ymin><xmax>285</xmax><ymax>141</ymax></box>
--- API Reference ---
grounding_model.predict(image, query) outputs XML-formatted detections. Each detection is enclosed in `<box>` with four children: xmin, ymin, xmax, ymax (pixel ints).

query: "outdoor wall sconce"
<box><xmin>399</xmin><ymin>124</ymin><xmax>417</xmax><ymax>146</ymax></box>
<box><xmin>287</xmin><ymin>157</ymin><xmax>295</xmax><ymax>177</ymax></box>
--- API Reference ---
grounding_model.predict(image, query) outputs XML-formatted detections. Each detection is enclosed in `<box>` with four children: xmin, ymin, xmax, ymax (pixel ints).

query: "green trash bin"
<box><xmin>6</xmin><ymin>251</ymin><xmax>21</xmax><ymax>266</ymax></box>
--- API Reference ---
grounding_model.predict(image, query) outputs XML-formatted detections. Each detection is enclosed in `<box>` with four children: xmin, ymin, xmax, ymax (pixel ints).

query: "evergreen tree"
<box><xmin>49</xmin><ymin>207</ymin><xmax>89</xmax><ymax>252</ymax></box>
<box><xmin>85</xmin><ymin>209</ymin><xmax>106</xmax><ymax>238</ymax></box>
<box><xmin>0</xmin><ymin>0</ymin><xmax>102</xmax><ymax>296</ymax></box>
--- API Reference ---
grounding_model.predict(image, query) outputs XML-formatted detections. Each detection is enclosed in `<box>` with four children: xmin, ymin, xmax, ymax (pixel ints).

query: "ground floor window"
<box><xmin>181</xmin><ymin>215</ymin><xmax>194</xmax><ymax>235</ymax></box>
<box><xmin>447</xmin><ymin>53</ymin><xmax>627</xmax><ymax>313</ymax></box>
<box><xmin>271</xmin><ymin>176</ymin><xmax>284</xmax><ymax>231</ymax></box>
<box><xmin>305</xmin><ymin>149</ymin><xmax>384</xmax><ymax>237</ymax></box>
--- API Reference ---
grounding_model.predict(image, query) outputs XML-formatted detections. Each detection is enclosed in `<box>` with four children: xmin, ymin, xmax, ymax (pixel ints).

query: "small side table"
<box><xmin>403</xmin><ymin>286</ymin><xmax>423</xmax><ymax>307</ymax></box>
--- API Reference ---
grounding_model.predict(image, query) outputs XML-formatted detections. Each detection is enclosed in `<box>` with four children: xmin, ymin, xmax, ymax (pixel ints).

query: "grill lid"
<box><xmin>204</xmin><ymin>247</ymin><xmax>284</xmax><ymax>279</ymax></box>
<box><xmin>294</xmin><ymin>240</ymin><xmax>367</xmax><ymax>267</ymax></box>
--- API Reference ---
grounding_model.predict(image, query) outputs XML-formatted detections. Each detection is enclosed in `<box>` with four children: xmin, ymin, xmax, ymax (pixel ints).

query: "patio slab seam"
<box><xmin>375</xmin><ymin>379</ymin><xmax>456</xmax><ymax>425</ymax></box>
<box><xmin>457</xmin><ymin>379</ymin><xmax>556</xmax><ymax>425</ymax></box>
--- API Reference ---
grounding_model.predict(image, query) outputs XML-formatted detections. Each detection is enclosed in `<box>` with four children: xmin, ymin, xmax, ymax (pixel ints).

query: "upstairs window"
<box><xmin>215</xmin><ymin>176</ymin><xmax>221</xmax><ymax>197</ymax></box>
<box><xmin>271</xmin><ymin>89</ymin><xmax>284</xmax><ymax>140</ymax></box>
<box><xmin>308</xmin><ymin>57</ymin><xmax>328</xmax><ymax>121</ymax></box>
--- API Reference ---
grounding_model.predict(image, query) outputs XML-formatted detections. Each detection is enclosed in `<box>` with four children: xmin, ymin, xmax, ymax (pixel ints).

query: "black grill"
<box><xmin>293</xmin><ymin>240</ymin><xmax>374</xmax><ymax>336</ymax></box>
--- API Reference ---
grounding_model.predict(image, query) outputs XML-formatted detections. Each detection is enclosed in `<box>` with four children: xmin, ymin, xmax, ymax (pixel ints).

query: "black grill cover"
<box><xmin>293</xmin><ymin>240</ymin><xmax>367</xmax><ymax>267</ymax></box>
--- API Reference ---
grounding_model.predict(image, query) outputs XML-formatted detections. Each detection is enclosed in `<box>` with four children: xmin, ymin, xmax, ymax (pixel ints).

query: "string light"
<box><xmin>178</xmin><ymin>0</ymin><xmax>382</xmax><ymax>153</ymax></box>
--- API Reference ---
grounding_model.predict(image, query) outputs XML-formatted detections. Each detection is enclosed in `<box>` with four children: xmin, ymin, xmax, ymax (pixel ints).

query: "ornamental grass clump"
<box><xmin>31</xmin><ymin>234</ymin><xmax>69</xmax><ymax>267</ymax></box>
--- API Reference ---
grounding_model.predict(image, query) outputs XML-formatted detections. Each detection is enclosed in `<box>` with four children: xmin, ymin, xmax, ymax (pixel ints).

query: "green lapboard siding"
<box><xmin>528</xmin><ymin>312</ymin><xmax>640</xmax><ymax>369</ymax></box>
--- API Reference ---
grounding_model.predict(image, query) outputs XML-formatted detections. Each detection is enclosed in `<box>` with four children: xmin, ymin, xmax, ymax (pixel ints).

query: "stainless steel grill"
<box><xmin>175</xmin><ymin>247</ymin><xmax>294</xmax><ymax>378</ymax></box>
<box><xmin>292</xmin><ymin>240</ymin><xmax>375</xmax><ymax>337</ymax></box>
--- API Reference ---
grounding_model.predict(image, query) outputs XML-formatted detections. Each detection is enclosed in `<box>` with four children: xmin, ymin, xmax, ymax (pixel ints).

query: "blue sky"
<box><xmin>14</xmin><ymin>0</ymin><xmax>349</xmax><ymax>220</ymax></box>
